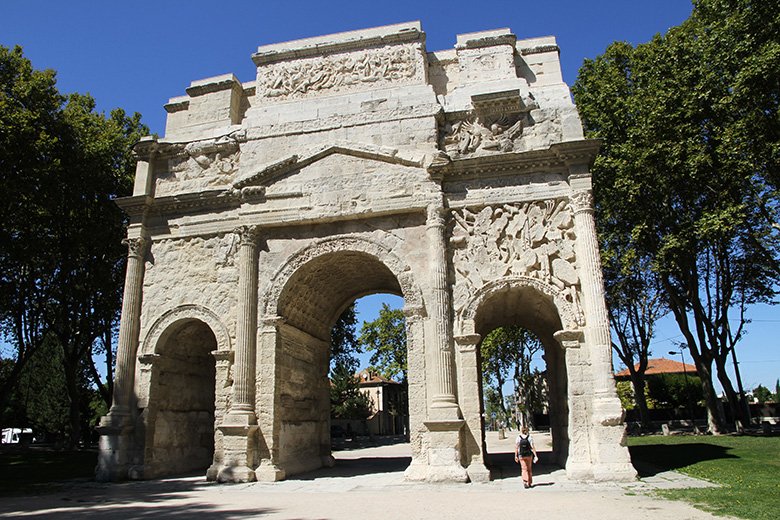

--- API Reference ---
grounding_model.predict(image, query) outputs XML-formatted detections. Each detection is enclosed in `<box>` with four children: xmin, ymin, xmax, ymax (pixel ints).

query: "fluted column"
<box><xmin>109</xmin><ymin>236</ymin><xmax>149</xmax><ymax>417</ymax></box>
<box><xmin>426</xmin><ymin>204</ymin><xmax>459</xmax><ymax>418</ymax></box>
<box><xmin>229</xmin><ymin>225</ymin><xmax>261</xmax><ymax>421</ymax></box>
<box><xmin>569</xmin><ymin>189</ymin><xmax>613</xmax><ymax>395</ymax></box>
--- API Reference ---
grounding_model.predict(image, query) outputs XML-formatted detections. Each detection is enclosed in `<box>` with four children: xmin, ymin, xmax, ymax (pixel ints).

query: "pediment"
<box><xmin>233</xmin><ymin>142</ymin><xmax>426</xmax><ymax>189</ymax></box>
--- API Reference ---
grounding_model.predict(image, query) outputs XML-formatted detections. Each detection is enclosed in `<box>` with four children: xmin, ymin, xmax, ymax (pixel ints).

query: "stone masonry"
<box><xmin>96</xmin><ymin>22</ymin><xmax>636</xmax><ymax>484</ymax></box>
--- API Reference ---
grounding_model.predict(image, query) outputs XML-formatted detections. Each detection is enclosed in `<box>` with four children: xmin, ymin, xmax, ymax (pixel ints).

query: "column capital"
<box><xmin>554</xmin><ymin>329</ymin><xmax>584</xmax><ymax>348</ymax></box>
<box><xmin>122</xmin><ymin>236</ymin><xmax>149</xmax><ymax>259</ymax></box>
<box><xmin>569</xmin><ymin>190</ymin><xmax>594</xmax><ymax>215</ymax></box>
<box><xmin>426</xmin><ymin>204</ymin><xmax>447</xmax><ymax>229</ymax></box>
<box><xmin>234</xmin><ymin>225</ymin><xmax>262</xmax><ymax>247</ymax></box>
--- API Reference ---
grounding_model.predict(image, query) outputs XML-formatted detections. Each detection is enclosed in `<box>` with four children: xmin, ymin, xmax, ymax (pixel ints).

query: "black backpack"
<box><xmin>518</xmin><ymin>435</ymin><xmax>532</xmax><ymax>457</ymax></box>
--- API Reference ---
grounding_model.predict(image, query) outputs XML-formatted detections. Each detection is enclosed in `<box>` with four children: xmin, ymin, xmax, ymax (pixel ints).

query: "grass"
<box><xmin>628</xmin><ymin>434</ymin><xmax>780</xmax><ymax>520</ymax></box>
<box><xmin>0</xmin><ymin>447</ymin><xmax>97</xmax><ymax>496</ymax></box>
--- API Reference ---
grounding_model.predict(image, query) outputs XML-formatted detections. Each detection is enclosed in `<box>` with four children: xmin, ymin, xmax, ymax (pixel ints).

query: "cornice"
<box><xmin>428</xmin><ymin>139</ymin><xmax>601</xmax><ymax>180</ymax></box>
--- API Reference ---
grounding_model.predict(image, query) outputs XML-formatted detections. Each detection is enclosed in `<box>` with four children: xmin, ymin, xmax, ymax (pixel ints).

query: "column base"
<box><xmin>423</xmin><ymin>419</ymin><xmax>469</xmax><ymax>483</ymax></box>
<box><xmin>216</xmin><ymin>414</ymin><xmax>259</xmax><ymax>483</ymax></box>
<box><xmin>466</xmin><ymin>461</ymin><xmax>491</xmax><ymax>482</ymax></box>
<box><xmin>255</xmin><ymin>460</ymin><xmax>286</xmax><ymax>482</ymax></box>
<box><xmin>592</xmin><ymin>462</ymin><xmax>637</xmax><ymax>482</ymax></box>
<box><xmin>95</xmin><ymin>412</ymin><xmax>134</xmax><ymax>482</ymax></box>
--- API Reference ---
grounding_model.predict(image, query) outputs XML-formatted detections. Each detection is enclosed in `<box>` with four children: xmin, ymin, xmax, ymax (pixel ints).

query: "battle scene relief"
<box><xmin>450</xmin><ymin>200</ymin><xmax>584</xmax><ymax>326</ymax></box>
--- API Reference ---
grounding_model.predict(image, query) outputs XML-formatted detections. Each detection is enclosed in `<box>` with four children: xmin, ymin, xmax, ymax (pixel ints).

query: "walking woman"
<box><xmin>514</xmin><ymin>425</ymin><xmax>539</xmax><ymax>488</ymax></box>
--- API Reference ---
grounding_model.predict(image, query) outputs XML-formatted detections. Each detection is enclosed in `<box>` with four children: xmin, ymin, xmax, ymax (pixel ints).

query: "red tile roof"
<box><xmin>615</xmin><ymin>357</ymin><xmax>697</xmax><ymax>378</ymax></box>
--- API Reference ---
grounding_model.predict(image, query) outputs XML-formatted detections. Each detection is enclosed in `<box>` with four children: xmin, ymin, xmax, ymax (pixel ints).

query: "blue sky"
<box><xmin>4</xmin><ymin>1</ymin><xmax>778</xmax><ymax>390</ymax></box>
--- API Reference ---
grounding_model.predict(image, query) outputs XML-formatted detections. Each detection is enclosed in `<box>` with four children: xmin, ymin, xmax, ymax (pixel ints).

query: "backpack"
<box><xmin>518</xmin><ymin>435</ymin><xmax>532</xmax><ymax>457</ymax></box>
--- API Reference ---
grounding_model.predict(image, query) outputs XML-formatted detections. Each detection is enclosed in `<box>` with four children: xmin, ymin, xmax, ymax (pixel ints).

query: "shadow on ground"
<box><xmin>486</xmin><ymin>450</ymin><xmax>559</xmax><ymax>480</ymax></box>
<box><xmin>0</xmin><ymin>474</ymin><xmax>268</xmax><ymax>519</ymax></box>
<box><xmin>292</xmin><ymin>456</ymin><xmax>412</xmax><ymax>480</ymax></box>
<box><xmin>629</xmin><ymin>443</ymin><xmax>737</xmax><ymax>477</ymax></box>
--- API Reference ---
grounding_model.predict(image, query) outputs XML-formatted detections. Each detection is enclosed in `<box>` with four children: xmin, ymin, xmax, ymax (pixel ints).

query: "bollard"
<box><xmin>661</xmin><ymin>423</ymin><xmax>671</xmax><ymax>436</ymax></box>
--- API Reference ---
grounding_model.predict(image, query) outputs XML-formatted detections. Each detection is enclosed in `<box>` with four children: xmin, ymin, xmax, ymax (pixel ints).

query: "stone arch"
<box><xmin>455</xmin><ymin>275</ymin><xmax>575</xmax><ymax>473</ymax></box>
<box><xmin>138</xmin><ymin>306</ymin><xmax>223</xmax><ymax>479</ymax></box>
<box><xmin>257</xmin><ymin>233</ymin><xmax>425</xmax><ymax>479</ymax></box>
<box><xmin>261</xmin><ymin>234</ymin><xmax>425</xmax><ymax>321</ymax></box>
<box><xmin>141</xmin><ymin>304</ymin><xmax>232</xmax><ymax>356</ymax></box>
<box><xmin>456</xmin><ymin>275</ymin><xmax>580</xmax><ymax>336</ymax></box>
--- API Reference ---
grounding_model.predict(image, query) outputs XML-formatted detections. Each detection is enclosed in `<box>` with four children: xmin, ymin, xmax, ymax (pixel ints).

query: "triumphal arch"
<box><xmin>97</xmin><ymin>22</ymin><xmax>636</xmax><ymax>483</ymax></box>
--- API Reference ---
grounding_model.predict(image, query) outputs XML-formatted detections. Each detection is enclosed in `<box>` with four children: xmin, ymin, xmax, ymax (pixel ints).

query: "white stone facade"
<box><xmin>96</xmin><ymin>22</ymin><xmax>636</xmax><ymax>484</ymax></box>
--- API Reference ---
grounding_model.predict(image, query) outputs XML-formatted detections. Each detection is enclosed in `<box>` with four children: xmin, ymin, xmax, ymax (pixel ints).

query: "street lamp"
<box><xmin>669</xmin><ymin>344</ymin><xmax>698</xmax><ymax>434</ymax></box>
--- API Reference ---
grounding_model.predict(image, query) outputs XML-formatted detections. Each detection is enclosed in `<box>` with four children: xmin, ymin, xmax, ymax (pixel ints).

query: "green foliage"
<box><xmin>628</xmin><ymin>435</ymin><xmax>780</xmax><ymax>520</ymax></box>
<box><xmin>752</xmin><ymin>384</ymin><xmax>772</xmax><ymax>404</ymax></box>
<box><xmin>616</xmin><ymin>381</ymin><xmax>635</xmax><ymax>410</ymax></box>
<box><xmin>329</xmin><ymin>362</ymin><xmax>371</xmax><ymax>420</ymax></box>
<box><xmin>480</xmin><ymin>326</ymin><xmax>544</xmax><ymax>427</ymax></box>
<box><xmin>775</xmin><ymin>379</ymin><xmax>780</xmax><ymax>403</ymax></box>
<box><xmin>0</xmin><ymin>45</ymin><xmax>148</xmax><ymax>446</ymax></box>
<box><xmin>646</xmin><ymin>373</ymin><xmax>704</xmax><ymax>409</ymax></box>
<box><xmin>330</xmin><ymin>304</ymin><xmax>359</xmax><ymax>372</ymax></box>
<box><xmin>358</xmin><ymin>303</ymin><xmax>407</xmax><ymax>383</ymax></box>
<box><xmin>573</xmin><ymin>0</ymin><xmax>780</xmax><ymax>432</ymax></box>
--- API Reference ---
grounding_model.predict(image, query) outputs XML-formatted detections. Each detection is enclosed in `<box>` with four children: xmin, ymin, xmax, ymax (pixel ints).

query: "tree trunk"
<box><xmin>697</xmin><ymin>361</ymin><xmax>727</xmax><ymax>434</ymax></box>
<box><xmin>714</xmin><ymin>355</ymin><xmax>745</xmax><ymax>426</ymax></box>
<box><xmin>630</xmin><ymin>373</ymin><xmax>651</xmax><ymax>428</ymax></box>
<box><xmin>63</xmin><ymin>358</ymin><xmax>82</xmax><ymax>450</ymax></box>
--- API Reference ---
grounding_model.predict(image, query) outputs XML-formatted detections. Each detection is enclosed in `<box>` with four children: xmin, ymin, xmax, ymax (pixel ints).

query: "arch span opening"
<box><xmin>273</xmin><ymin>250</ymin><xmax>413</xmax><ymax>478</ymax></box>
<box><xmin>472</xmin><ymin>284</ymin><xmax>570</xmax><ymax>476</ymax></box>
<box><xmin>144</xmin><ymin>319</ymin><xmax>217</xmax><ymax>478</ymax></box>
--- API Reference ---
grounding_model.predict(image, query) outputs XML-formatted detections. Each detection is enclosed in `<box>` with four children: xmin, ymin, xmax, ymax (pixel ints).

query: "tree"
<box><xmin>480</xmin><ymin>326</ymin><xmax>543</xmax><ymax>428</ymax></box>
<box><xmin>329</xmin><ymin>362</ymin><xmax>371</xmax><ymax>420</ymax></box>
<box><xmin>0</xmin><ymin>45</ymin><xmax>147</xmax><ymax>445</ymax></box>
<box><xmin>573</xmin><ymin>0</ymin><xmax>780</xmax><ymax>433</ymax></box>
<box><xmin>0</xmin><ymin>45</ymin><xmax>64</xmax><ymax>423</ymax></box>
<box><xmin>358</xmin><ymin>303</ymin><xmax>407</xmax><ymax>383</ymax></box>
<box><xmin>753</xmin><ymin>384</ymin><xmax>772</xmax><ymax>404</ymax></box>
<box><xmin>330</xmin><ymin>303</ymin><xmax>359</xmax><ymax>372</ymax></box>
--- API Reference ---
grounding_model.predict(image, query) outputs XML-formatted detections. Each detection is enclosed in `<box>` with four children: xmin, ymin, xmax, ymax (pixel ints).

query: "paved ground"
<box><xmin>0</xmin><ymin>432</ymin><xmax>731</xmax><ymax>520</ymax></box>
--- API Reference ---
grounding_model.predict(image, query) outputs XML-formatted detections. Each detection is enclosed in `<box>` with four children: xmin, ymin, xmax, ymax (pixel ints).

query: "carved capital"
<box><xmin>426</xmin><ymin>204</ymin><xmax>446</xmax><ymax>229</ymax></box>
<box><xmin>553</xmin><ymin>329</ymin><xmax>584</xmax><ymax>348</ymax></box>
<box><xmin>569</xmin><ymin>190</ymin><xmax>594</xmax><ymax>215</ymax></box>
<box><xmin>234</xmin><ymin>225</ymin><xmax>262</xmax><ymax>248</ymax></box>
<box><xmin>122</xmin><ymin>237</ymin><xmax>149</xmax><ymax>259</ymax></box>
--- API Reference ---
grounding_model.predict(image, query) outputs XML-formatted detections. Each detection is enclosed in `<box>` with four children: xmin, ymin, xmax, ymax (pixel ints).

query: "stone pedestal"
<box><xmin>423</xmin><ymin>419</ymin><xmax>469</xmax><ymax>482</ymax></box>
<box><xmin>95</xmin><ymin>416</ymin><xmax>134</xmax><ymax>482</ymax></box>
<box><xmin>216</xmin><ymin>414</ymin><xmax>258</xmax><ymax>483</ymax></box>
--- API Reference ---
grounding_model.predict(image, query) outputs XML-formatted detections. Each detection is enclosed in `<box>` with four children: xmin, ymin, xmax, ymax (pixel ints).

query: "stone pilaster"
<box><xmin>455</xmin><ymin>333</ymin><xmax>491</xmax><ymax>482</ymax></box>
<box><xmin>568</xmin><ymin>179</ymin><xmax>636</xmax><ymax>482</ymax></box>
<box><xmin>569</xmin><ymin>189</ymin><xmax>613</xmax><ymax>396</ymax></box>
<box><xmin>217</xmin><ymin>225</ymin><xmax>261</xmax><ymax>483</ymax></box>
<box><xmin>554</xmin><ymin>329</ymin><xmax>592</xmax><ymax>480</ymax></box>
<box><xmin>96</xmin><ymin>235</ymin><xmax>149</xmax><ymax>481</ymax></box>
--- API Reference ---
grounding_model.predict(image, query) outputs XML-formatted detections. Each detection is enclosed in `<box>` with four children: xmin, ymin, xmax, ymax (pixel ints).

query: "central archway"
<box><xmin>258</xmin><ymin>235</ymin><xmax>425</xmax><ymax>479</ymax></box>
<box><xmin>455</xmin><ymin>277</ymin><xmax>574</xmax><ymax>479</ymax></box>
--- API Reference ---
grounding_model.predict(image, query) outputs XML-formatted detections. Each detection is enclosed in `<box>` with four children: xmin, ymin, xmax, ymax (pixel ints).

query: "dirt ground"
<box><xmin>0</xmin><ymin>431</ymin><xmax>733</xmax><ymax>520</ymax></box>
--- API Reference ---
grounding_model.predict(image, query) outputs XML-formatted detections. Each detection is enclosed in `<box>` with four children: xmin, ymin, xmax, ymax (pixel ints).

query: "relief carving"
<box><xmin>450</xmin><ymin>200</ymin><xmax>584</xmax><ymax>325</ymax></box>
<box><xmin>162</xmin><ymin>130</ymin><xmax>246</xmax><ymax>191</ymax></box>
<box><xmin>258</xmin><ymin>45</ymin><xmax>418</xmax><ymax>100</ymax></box>
<box><xmin>440</xmin><ymin>97</ymin><xmax>539</xmax><ymax>158</ymax></box>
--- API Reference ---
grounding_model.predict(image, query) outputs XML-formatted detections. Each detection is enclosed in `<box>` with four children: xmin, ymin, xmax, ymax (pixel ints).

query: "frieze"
<box><xmin>450</xmin><ymin>200</ymin><xmax>584</xmax><ymax>327</ymax></box>
<box><xmin>257</xmin><ymin>45</ymin><xmax>419</xmax><ymax>101</ymax></box>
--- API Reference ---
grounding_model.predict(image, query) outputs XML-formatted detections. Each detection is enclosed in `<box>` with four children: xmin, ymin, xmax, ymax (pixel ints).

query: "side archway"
<box><xmin>136</xmin><ymin>305</ymin><xmax>229</xmax><ymax>479</ymax></box>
